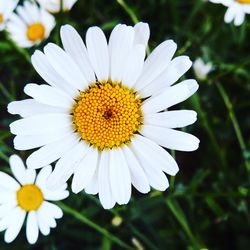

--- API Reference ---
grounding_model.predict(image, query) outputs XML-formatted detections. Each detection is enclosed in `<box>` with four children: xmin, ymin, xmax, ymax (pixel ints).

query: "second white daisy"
<box><xmin>36</xmin><ymin>0</ymin><xmax>78</xmax><ymax>13</ymax></box>
<box><xmin>0</xmin><ymin>0</ymin><xmax>18</xmax><ymax>31</ymax></box>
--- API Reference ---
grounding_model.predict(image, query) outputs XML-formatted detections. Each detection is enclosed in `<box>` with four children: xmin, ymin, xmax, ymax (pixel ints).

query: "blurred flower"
<box><xmin>112</xmin><ymin>215</ymin><xmax>123</xmax><ymax>227</ymax></box>
<box><xmin>0</xmin><ymin>155</ymin><xmax>69</xmax><ymax>244</ymax></box>
<box><xmin>209</xmin><ymin>0</ymin><xmax>250</xmax><ymax>26</ymax></box>
<box><xmin>8</xmin><ymin>22</ymin><xmax>199</xmax><ymax>209</ymax></box>
<box><xmin>193</xmin><ymin>58</ymin><xmax>213</xmax><ymax>80</ymax></box>
<box><xmin>36</xmin><ymin>0</ymin><xmax>78</xmax><ymax>13</ymax></box>
<box><xmin>0</xmin><ymin>0</ymin><xmax>18</xmax><ymax>31</ymax></box>
<box><xmin>6</xmin><ymin>1</ymin><xmax>55</xmax><ymax>48</ymax></box>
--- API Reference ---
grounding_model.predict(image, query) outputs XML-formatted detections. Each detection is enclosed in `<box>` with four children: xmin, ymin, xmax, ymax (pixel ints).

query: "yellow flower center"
<box><xmin>0</xmin><ymin>14</ymin><xmax>3</xmax><ymax>24</ymax></box>
<box><xmin>72</xmin><ymin>82</ymin><xmax>143</xmax><ymax>150</ymax></box>
<box><xmin>16</xmin><ymin>184</ymin><xmax>44</xmax><ymax>211</ymax></box>
<box><xmin>237</xmin><ymin>0</ymin><xmax>250</xmax><ymax>3</ymax></box>
<box><xmin>26</xmin><ymin>23</ymin><xmax>45</xmax><ymax>42</ymax></box>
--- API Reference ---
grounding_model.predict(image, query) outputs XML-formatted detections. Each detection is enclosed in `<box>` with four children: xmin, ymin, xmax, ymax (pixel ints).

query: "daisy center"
<box><xmin>237</xmin><ymin>0</ymin><xmax>250</xmax><ymax>3</ymax></box>
<box><xmin>26</xmin><ymin>23</ymin><xmax>45</xmax><ymax>42</ymax></box>
<box><xmin>72</xmin><ymin>82</ymin><xmax>143</xmax><ymax>150</ymax></box>
<box><xmin>0</xmin><ymin>14</ymin><xmax>3</xmax><ymax>24</ymax></box>
<box><xmin>16</xmin><ymin>184</ymin><xmax>44</xmax><ymax>211</ymax></box>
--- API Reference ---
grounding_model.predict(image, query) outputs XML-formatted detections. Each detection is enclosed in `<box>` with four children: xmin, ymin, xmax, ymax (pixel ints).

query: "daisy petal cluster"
<box><xmin>193</xmin><ymin>58</ymin><xmax>213</xmax><ymax>80</ymax></box>
<box><xmin>209</xmin><ymin>0</ymin><xmax>250</xmax><ymax>25</ymax></box>
<box><xmin>36</xmin><ymin>0</ymin><xmax>78</xmax><ymax>13</ymax></box>
<box><xmin>8</xmin><ymin>22</ymin><xmax>200</xmax><ymax>209</ymax></box>
<box><xmin>0</xmin><ymin>155</ymin><xmax>69</xmax><ymax>244</ymax></box>
<box><xmin>0</xmin><ymin>0</ymin><xmax>18</xmax><ymax>31</ymax></box>
<box><xmin>6</xmin><ymin>1</ymin><xmax>55</xmax><ymax>48</ymax></box>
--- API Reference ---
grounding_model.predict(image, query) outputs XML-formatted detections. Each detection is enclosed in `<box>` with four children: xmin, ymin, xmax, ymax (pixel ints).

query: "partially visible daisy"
<box><xmin>193</xmin><ymin>58</ymin><xmax>213</xmax><ymax>81</ymax></box>
<box><xmin>8</xmin><ymin>23</ymin><xmax>200</xmax><ymax>209</ymax></box>
<box><xmin>36</xmin><ymin>0</ymin><xmax>78</xmax><ymax>13</ymax></box>
<box><xmin>6</xmin><ymin>1</ymin><xmax>55</xmax><ymax>48</ymax></box>
<box><xmin>0</xmin><ymin>0</ymin><xmax>18</xmax><ymax>31</ymax></box>
<box><xmin>0</xmin><ymin>155</ymin><xmax>69</xmax><ymax>244</ymax></box>
<box><xmin>209</xmin><ymin>0</ymin><xmax>250</xmax><ymax>26</ymax></box>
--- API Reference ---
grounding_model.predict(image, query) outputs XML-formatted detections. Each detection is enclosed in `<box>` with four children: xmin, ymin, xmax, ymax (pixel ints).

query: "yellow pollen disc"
<box><xmin>26</xmin><ymin>23</ymin><xmax>45</xmax><ymax>42</ymax></box>
<box><xmin>72</xmin><ymin>82</ymin><xmax>143</xmax><ymax>150</ymax></box>
<box><xmin>237</xmin><ymin>0</ymin><xmax>250</xmax><ymax>3</ymax></box>
<box><xmin>0</xmin><ymin>14</ymin><xmax>3</xmax><ymax>24</ymax></box>
<box><xmin>16</xmin><ymin>184</ymin><xmax>44</xmax><ymax>211</ymax></box>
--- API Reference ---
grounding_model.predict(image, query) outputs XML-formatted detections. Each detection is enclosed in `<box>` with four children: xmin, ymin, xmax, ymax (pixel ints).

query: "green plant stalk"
<box><xmin>166</xmin><ymin>198</ymin><xmax>204</xmax><ymax>249</ymax></box>
<box><xmin>57</xmin><ymin>201</ymin><xmax>134</xmax><ymax>250</ymax></box>
<box><xmin>0</xmin><ymin>151</ymin><xmax>9</xmax><ymax>163</ymax></box>
<box><xmin>216</xmin><ymin>82</ymin><xmax>250</xmax><ymax>172</ymax></box>
<box><xmin>116</xmin><ymin>0</ymin><xmax>139</xmax><ymax>24</ymax></box>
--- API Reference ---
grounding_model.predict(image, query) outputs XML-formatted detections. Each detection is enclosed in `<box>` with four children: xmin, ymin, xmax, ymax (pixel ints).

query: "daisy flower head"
<box><xmin>209</xmin><ymin>0</ymin><xmax>250</xmax><ymax>26</ymax></box>
<box><xmin>36</xmin><ymin>0</ymin><xmax>78</xmax><ymax>13</ymax></box>
<box><xmin>193</xmin><ymin>58</ymin><xmax>213</xmax><ymax>81</ymax></box>
<box><xmin>0</xmin><ymin>155</ymin><xmax>69</xmax><ymax>244</ymax></box>
<box><xmin>6</xmin><ymin>1</ymin><xmax>55</xmax><ymax>48</ymax></box>
<box><xmin>0</xmin><ymin>0</ymin><xmax>18</xmax><ymax>31</ymax></box>
<box><xmin>8</xmin><ymin>22</ymin><xmax>200</xmax><ymax>209</ymax></box>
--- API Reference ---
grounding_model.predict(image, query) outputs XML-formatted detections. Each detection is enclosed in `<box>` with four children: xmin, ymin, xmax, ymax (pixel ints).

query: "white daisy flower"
<box><xmin>209</xmin><ymin>0</ymin><xmax>250</xmax><ymax>26</ymax></box>
<box><xmin>0</xmin><ymin>155</ymin><xmax>69</xmax><ymax>244</ymax></box>
<box><xmin>0</xmin><ymin>0</ymin><xmax>18</xmax><ymax>31</ymax></box>
<box><xmin>8</xmin><ymin>23</ymin><xmax>200</xmax><ymax>209</ymax></box>
<box><xmin>6</xmin><ymin>1</ymin><xmax>55</xmax><ymax>48</ymax></box>
<box><xmin>36</xmin><ymin>0</ymin><xmax>78</xmax><ymax>13</ymax></box>
<box><xmin>193</xmin><ymin>58</ymin><xmax>213</xmax><ymax>81</ymax></box>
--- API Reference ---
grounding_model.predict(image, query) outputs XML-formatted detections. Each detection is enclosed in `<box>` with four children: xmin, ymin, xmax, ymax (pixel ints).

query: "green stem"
<box><xmin>165</xmin><ymin>198</ymin><xmax>204</xmax><ymax>249</ymax></box>
<box><xmin>0</xmin><ymin>151</ymin><xmax>9</xmax><ymax>163</ymax></box>
<box><xmin>216</xmin><ymin>82</ymin><xmax>250</xmax><ymax>172</ymax></box>
<box><xmin>116</xmin><ymin>0</ymin><xmax>139</xmax><ymax>24</ymax></box>
<box><xmin>0</xmin><ymin>82</ymin><xmax>14</xmax><ymax>102</ymax></box>
<box><xmin>57</xmin><ymin>201</ymin><xmax>134</xmax><ymax>250</ymax></box>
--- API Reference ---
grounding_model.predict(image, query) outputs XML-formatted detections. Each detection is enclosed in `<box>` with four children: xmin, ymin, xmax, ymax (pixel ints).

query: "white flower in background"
<box><xmin>0</xmin><ymin>0</ymin><xmax>18</xmax><ymax>31</ymax></box>
<box><xmin>0</xmin><ymin>155</ymin><xmax>69</xmax><ymax>244</ymax></box>
<box><xmin>209</xmin><ymin>0</ymin><xmax>250</xmax><ymax>26</ymax></box>
<box><xmin>8</xmin><ymin>22</ymin><xmax>200</xmax><ymax>209</ymax></box>
<box><xmin>36</xmin><ymin>0</ymin><xmax>78</xmax><ymax>13</ymax></box>
<box><xmin>6</xmin><ymin>1</ymin><xmax>55</xmax><ymax>48</ymax></box>
<box><xmin>193</xmin><ymin>58</ymin><xmax>213</xmax><ymax>80</ymax></box>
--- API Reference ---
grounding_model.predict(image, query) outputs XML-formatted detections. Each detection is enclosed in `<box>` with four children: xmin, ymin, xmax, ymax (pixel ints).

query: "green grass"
<box><xmin>1</xmin><ymin>0</ymin><xmax>250</xmax><ymax>249</ymax></box>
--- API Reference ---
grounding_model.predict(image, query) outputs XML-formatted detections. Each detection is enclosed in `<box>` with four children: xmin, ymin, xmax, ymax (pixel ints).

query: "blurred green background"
<box><xmin>1</xmin><ymin>0</ymin><xmax>250</xmax><ymax>249</ymax></box>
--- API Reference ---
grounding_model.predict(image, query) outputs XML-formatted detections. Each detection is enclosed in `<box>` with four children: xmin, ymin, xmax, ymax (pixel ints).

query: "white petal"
<box><xmin>0</xmin><ymin>172</ymin><xmax>20</xmax><ymax>191</ymax></box>
<box><xmin>133</xmin><ymin>22</ymin><xmax>150</xmax><ymax>47</ymax></box>
<box><xmin>224</xmin><ymin>5</ymin><xmax>237</xmax><ymax>23</ymax></box>
<box><xmin>4</xmin><ymin>208</ymin><xmax>25</xmax><ymax>243</ymax></box>
<box><xmin>24</xmin><ymin>83</ymin><xmax>74</xmax><ymax>109</ymax></box>
<box><xmin>133</xmin><ymin>135</ymin><xmax>179</xmax><ymax>176</ymax></box>
<box><xmin>26</xmin><ymin>211</ymin><xmax>39</xmax><ymax>244</ymax></box>
<box><xmin>9</xmin><ymin>154</ymin><xmax>27</xmax><ymax>185</ymax></box>
<box><xmin>98</xmin><ymin>151</ymin><xmax>115</xmax><ymax>209</ymax></box>
<box><xmin>26</xmin><ymin>133</ymin><xmax>80</xmax><ymax>169</ymax></box>
<box><xmin>122</xmin><ymin>145</ymin><xmax>150</xmax><ymax>193</ymax></box>
<box><xmin>72</xmin><ymin>147</ymin><xmax>99</xmax><ymax>194</ymax></box>
<box><xmin>37</xmin><ymin>205</ymin><xmax>50</xmax><ymax>236</ymax></box>
<box><xmin>60</xmin><ymin>25</ymin><xmax>95</xmax><ymax>83</ymax></box>
<box><xmin>141</xmin><ymin>56</ymin><xmax>193</xmax><ymax>97</ymax></box>
<box><xmin>85</xmin><ymin>170</ymin><xmax>98</xmax><ymax>195</ymax></box>
<box><xmin>8</xmin><ymin>99</ymin><xmax>68</xmax><ymax>118</ymax></box>
<box><xmin>44</xmin><ymin>43</ymin><xmax>88</xmax><ymax>90</ymax></box>
<box><xmin>46</xmin><ymin>140</ymin><xmax>89</xmax><ymax>189</ymax></box>
<box><xmin>109</xmin><ymin>148</ymin><xmax>131</xmax><ymax>205</ymax></box>
<box><xmin>144</xmin><ymin>110</ymin><xmax>197</xmax><ymax>128</ymax></box>
<box><xmin>25</xmin><ymin>169</ymin><xmax>36</xmax><ymax>184</ymax></box>
<box><xmin>109</xmin><ymin>24</ymin><xmax>134</xmax><ymax>82</ymax></box>
<box><xmin>86</xmin><ymin>26</ymin><xmax>109</xmax><ymax>82</ymax></box>
<box><xmin>41</xmin><ymin>201</ymin><xmax>63</xmax><ymax>219</ymax></box>
<box><xmin>141</xmin><ymin>125</ymin><xmax>200</xmax><ymax>152</ymax></box>
<box><xmin>135</xmin><ymin>40</ymin><xmax>177</xmax><ymax>90</ymax></box>
<box><xmin>31</xmin><ymin>50</ymin><xmax>78</xmax><ymax>97</ymax></box>
<box><xmin>131</xmin><ymin>138</ymin><xmax>169</xmax><ymax>191</ymax></box>
<box><xmin>121</xmin><ymin>45</ymin><xmax>145</xmax><ymax>88</ymax></box>
<box><xmin>10</xmin><ymin>114</ymin><xmax>72</xmax><ymax>136</ymax></box>
<box><xmin>234</xmin><ymin>11</ymin><xmax>245</xmax><ymax>26</ymax></box>
<box><xmin>142</xmin><ymin>80</ymin><xmax>198</xmax><ymax>114</ymax></box>
<box><xmin>0</xmin><ymin>202</ymin><xmax>17</xmax><ymax>218</ymax></box>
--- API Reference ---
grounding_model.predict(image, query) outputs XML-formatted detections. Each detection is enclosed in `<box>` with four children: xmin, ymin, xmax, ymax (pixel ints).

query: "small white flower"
<box><xmin>193</xmin><ymin>58</ymin><xmax>213</xmax><ymax>80</ymax></box>
<box><xmin>36</xmin><ymin>0</ymin><xmax>78</xmax><ymax>13</ymax></box>
<box><xmin>6</xmin><ymin>1</ymin><xmax>55</xmax><ymax>48</ymax></box>
<box><xmin>0</xmin><ymin>0</ymin><xmax>18</xmax><ymax>31</ymax></box>
<box><xmin>209</xmin><ymin>0</ymin><xmax>250</xmax><ymax>26</ymax></box>
<box><xmin>8</xmin><ymin>23</ymin><xmax>200</xmax><ymax>209</ymax></box>
<box><xmin>0</xmin><ymin>155</ymin><xmax>69</xmax><ymax>244</ymax></box>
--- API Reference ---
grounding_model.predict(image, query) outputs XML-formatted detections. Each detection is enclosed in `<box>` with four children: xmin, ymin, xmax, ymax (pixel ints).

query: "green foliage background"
<box><xmin>1</xmin><ymin>0</ymin><xmax>250</xmax><ymax>249</ymax></box>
